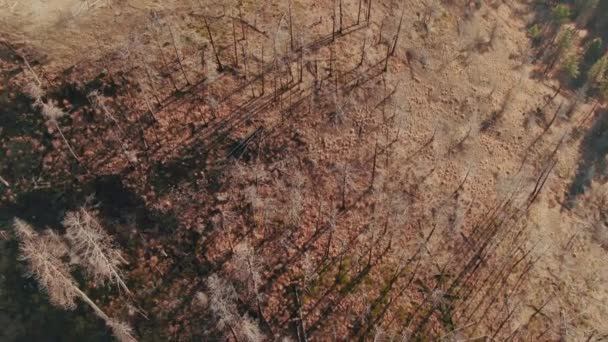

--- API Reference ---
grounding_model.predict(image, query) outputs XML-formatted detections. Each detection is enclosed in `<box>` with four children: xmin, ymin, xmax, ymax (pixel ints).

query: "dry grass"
<box><xmin>3</xmin><ymin>0</ymin><xmax>608</xmax><ymax>340</ymax></box>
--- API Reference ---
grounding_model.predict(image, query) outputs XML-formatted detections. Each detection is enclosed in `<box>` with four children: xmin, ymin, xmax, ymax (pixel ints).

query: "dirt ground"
<box><xmin>2</xmin><ymin>0</ymin><xmax>608</xmax><ymax>340</ymax></box>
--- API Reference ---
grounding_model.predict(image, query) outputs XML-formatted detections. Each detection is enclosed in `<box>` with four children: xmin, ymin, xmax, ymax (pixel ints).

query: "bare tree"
<box><xmin>240</xmin><ymin>315</ymin><xmax>265</xmax><ymax>342</ymax></box>
<box><xmin>207</xmin><ymin>273</ymin><xmax>266</xmax><ymax>341</ymax></box>
<box><xmin>14</xmin><ymin>218</ymin><xmax>78</xmax><ymax>310</ymax></box>
<box><xmin>14</xmin><ymin>218</ymin><xmax>137</xmax><ymax>342</ymax></box>
<box><xmin>63</xmin><ymin>208</ymin><xmax>130</xmax><ymax>293</ymax></box>
<box><xmin>232</xmin><ymin>241</ymin><xmax>262</xmax><ymax>296</ymax></box>
<box><xmin>26</xmin><ymin>83</ymin><xmax>86</xmax><ymax>170</ymax></box>
<box><xmin>106</xmin><ymin>319</ymin><xmax>138</xmax><ymax>342</ymax></box>
<box><xmin>88</xmin><ymin>91</ymin><xmax>138</xmax><ymax>164</ymax></box>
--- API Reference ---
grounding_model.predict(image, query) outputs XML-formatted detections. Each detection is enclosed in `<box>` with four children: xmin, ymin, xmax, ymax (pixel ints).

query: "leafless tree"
<box><xmin>207</xmin><ymin>274</ymin><xmax>265</xmax><ymax>341</ymax></box>
<box><xmin>14</xmin><ymin>218</ymin><xmax>137</xmax><ymax>342</ymax></box>
<box><xmin>207</xmin><ymin>273</ymin><xmax>240</xmax><ymax>338</ymax></box>
<box><xmin>88</xmin><ymin>91</ymin><xmax>138</xmax><ymax>164</ymax></box>
<box><xmin>24</xmin><ymin>82</ymin><xmax>86</xmax><ymax>170</ymax></box>
<box><xmin>105</xmin><ymin>319</ymin><xmax>138</xmax><ymax>342</ymax></box>
<box><xmin>166</xmin><ymin>19</ymin><xmax>192</xmax><ymax>85</ymax></box>
<box><xmin>15</xmin><ymin>218</ymin><xmax>78</xmax><ymax>310</ymax></box>
<box><xmin>63</xmin><ymin>208</ymin><xmax>130</xmax><ymax>293</ymax></box>
<box><xmin>240</xmin><ymin>315</ymin><xmax>265</xmax><ymax>342</ymax></box>
<box><xmin>231</xmin><ymin>241</ymin><xmax>262</xmax><ymax>296</ymax></box>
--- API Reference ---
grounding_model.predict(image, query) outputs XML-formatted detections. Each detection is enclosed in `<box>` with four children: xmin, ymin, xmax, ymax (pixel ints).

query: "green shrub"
<box><xmin>528</xmin><ymin>24</ymin><xmax>542</xmax><ymax>43</ymax></box>
<box><xmin>562</xmin><ymin>53</ymin><xmax>581</xmax><ymax>80</ymax></box>
<box><xmin>551</xmin><ymin>4</ymin><xmax>572</xmax><ymax>25</ymax></box>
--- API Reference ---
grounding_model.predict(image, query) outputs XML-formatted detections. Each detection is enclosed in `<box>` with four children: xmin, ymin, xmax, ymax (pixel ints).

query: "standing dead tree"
<box><xmin>14</xmin><ymin>218</ymin><xmax>77</xmax><ymax>310</ymax></box>
<box><xmin>231</xmin><ymin>241</ymin><xmax>273</xmax><ymax>336</ymax></box>
<box><xmin>63</xmin><ymin>208</ymin><xmax>130</xmax><ymax>294</ymax></box>
<box><xmin>88</xmin><ymin>91</ymin><xmax>139</xmax><ymax>164</ymax></box>
<box><xmin>166</xmin><ymin>20</ymin><xmax>192</xmax><ymax>86</ymax></box>
<box><xmin>148</xmin><ymin>16</ymin><xmax>180</xmax><ymax>92</ymax></box>
<box><xmin>207</xmin><ymin>274</ymin><xmax>265</xmax><ymax>341</ymax></box>
<box><xmin>13</xmin><ymin>218</ymin><xmax>137</xmax><ymax>342</ymax></box>
<box><xmin>390</xmin><ymin>7</ymin><xmax>405</xmax><ymax>56</ymax></box>
<box><xmin>24</xmin><ymin>79</ymin><xmax>87</xmax><ymax>172</ymax></box>
<box><xmin>357</xmin><ymin>0</ymin><xmax>363</xmax><ymax>25</ymax></box>
<box><xmin>231</xmin><ymin>241</ymin><xmax>262</xmax><ymax>298</ymax></box>
<box><xmin>196</xmin><ymin>1</ymin><xmax>224</xmax><ymax>72</ymax></box>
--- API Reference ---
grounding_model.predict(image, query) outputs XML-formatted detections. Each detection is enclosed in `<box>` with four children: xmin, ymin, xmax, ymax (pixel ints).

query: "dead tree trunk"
<box><xmin>260</xmin><ymin>46</ymin><xmax>265</xmax><ymax>95</ymax></box>
<box><xmin>167</xmin><ymin>23</ymin><xmax>192</xmax><ymax>85</ymax></box>
<box><xmin>288</xmin><ymin>0</ymin><xmax>295</xmax><ymax>51</ymax></box>
<box><xmin>339</xmin><ymin>0</ymin><xmax>343</xmax><ymax>33</ymax></box>
<box><xmin>232</xmin><ymin>13</ymin><xmax>239</xmax><ymax>68</ymax></box>
<box><xmin>370</xmin><ymin>138</ymin><xmax>378</xmax><ymax>189</ymax></box>
<box><xmin>359</xmin><ymin>38</ymin><xmax>366</xmax><ymax>67</ymax></box>
<box><xmin>390</xmin><ymin>8</ymin><xmax>405</xmax><ymax>56</ymax></box>
<box><xmin>383</xmin><ymin>43</ymin><xmax>390</xmax><ymax>72</ymax></box>
<box><xmin>341</xmin><ymin>165</ymin><xmax>348</xmax><ymax>209</ymax></box>
<box><xmin>203</xmin><ymin>15</ymin><xmax>224</xmax><ymax>72</ymax></box>
<box><xmin>54</xmin><ymin>121</ymin><xmax>88</xmax><ymax>172</ymax></box>
<box><xmin>151</xmin><ymin>22</ymin><xmax>179</xmax><ymax>92</ymax></box>
<box><xmin>332</xmin><ymin>0</ymin><xmax>337</xmax><ymax>41</ymax></box>
<box><xmin>140</xmin><ymin>58</ymin><xmax>162</xmax><ymax>105</ymax></box>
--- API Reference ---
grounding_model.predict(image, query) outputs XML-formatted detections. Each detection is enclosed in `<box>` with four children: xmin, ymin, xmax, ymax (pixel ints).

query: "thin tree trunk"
<box><xmin>140</xmin><ymin>59</ymin><xmax>162</xmax><ymax>105</ymax></box>
<box><xmin>260</xmin><ymin>45</ymin><xmax>265</xmax><ymax>95</ymax></box>
<box><xmin>339</xmin><ymin>0</ymin><xmax>343</xmax><ymax>33</ymax></box>
<box><xmin>288</xmin><ymin>0</ymin><xmax>294</xmax><ymax>51</ymax></box>
<box><xmin>54</xmin><ymin>122</ymin><xmax>87</xmax><ymax>172</ymax></box>
<box><xmin>294</xmin><ymin>286</ymin><xmax>309</xmax><ymax>342</ymax></box>
<box><xmin>299</xmin><ymin>41</ymin><xmax>304</xmax><ymax>83</ymax></box>
<box><xmin>74</xmin><ymin>286</ymin><xmax>110</xmax><ymax>321</ymax></box>
<box><xmin>203</xmin><ymin>15</ymin><xmax>224</xmax><ymax>72</ymax></box>
<box><xmin>21</xmin><ymin>55</ymin><xmax>42</xmax><ymax>86</ymax></box>
<box><xmin>167</xmin><ymin>23</ymin><xmax>191</xmax><ymax>85</ymax></box>
<box><xmin>332</xmin><ymin>0</ymin><xmax>337</xmax><ymax>41</ymax></box>
<box><xmin>232</xmin><ymin>13</ymin><xmax>239</xmax><ymax>68</ymax></box>
<box><xmin>150</xmin><ymin>23</ymin><xmax>179</xmax><ymax>92</ymax></box>
<box><xmin>383</xmin><ymin>43</ymin><xmax>390</xmax><ymax>72</ymax></box>
<box><xmin>370</xmin><ymin>139</ymin><xmax>378</xmax><ymax>188</ymax></box>
<box><xmin>0</xmin><ymin>175</ymin><xmax>9</xmax><ymax>187</ymax></box>
<box><xmin>341</xmin><ymin>166</ymin><xmax>347</xmax><ymax>209</ymax></box>
<box><xmin>390</xmin><ymin>7</ymin><xmax>405</xmax><ymax>56</ymax></box>
<box><xmin>359</xmin><ymin>38</ymin><xmax>366</xmax><ymax>67</ymax></box>
<box><xmin>329</xmin><ymin>45</ymin><xmax>334</xmax><ymax>77</ymax></box>
<box><xmin>238</xmin><ymin>5</ymin><xmax>246</xmax><ymax>39</ymax></box>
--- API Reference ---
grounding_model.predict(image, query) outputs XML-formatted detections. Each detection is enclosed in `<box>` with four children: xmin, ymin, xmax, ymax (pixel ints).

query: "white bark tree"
<box><xmin>207</xmin><ymin>273</ymin><xmax>265</xmax><ymax>342</ymax></box>
<box><xmin>63</xmin><ymin>208</ymin><xmax>130</xmax><ymax>293</ymax></box>
<box><xmin>232</xmin><ymin>242</ymin><xmax>262</xmax><ymax>297</ymax></box>
<box><xmin>15</xmin><ymin>218</ymin><xmax>78</xmax><ymax>310</ymax></box>
<box><xmin>22</xmin><ymin>64</ymin><xmax>85</xmax><ymax>170</ymax></box>
<box><xmin>14</xmin><ymin>218</ymin><xmax>137</xmax><ymax>342</ymax></box>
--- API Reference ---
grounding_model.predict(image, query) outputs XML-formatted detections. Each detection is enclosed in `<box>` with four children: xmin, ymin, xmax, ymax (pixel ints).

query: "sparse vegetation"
<box><xmin>1</xmin><ymin>0</ymin><xmax>608</xmax><ymax>341</ymax></box>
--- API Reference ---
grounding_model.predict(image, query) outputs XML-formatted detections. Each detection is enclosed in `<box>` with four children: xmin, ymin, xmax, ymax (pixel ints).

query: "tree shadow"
<box><xmin>565</xmin><ymin>108</ymin><xmax>608</xmax><ymax>206</ymax></box>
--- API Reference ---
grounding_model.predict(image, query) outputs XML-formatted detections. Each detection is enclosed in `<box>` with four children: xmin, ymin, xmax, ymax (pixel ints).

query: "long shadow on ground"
<box><xmin>566</xmin><ymin>108</ymin><xmax>608</xmax><ymax>206</ymax></box>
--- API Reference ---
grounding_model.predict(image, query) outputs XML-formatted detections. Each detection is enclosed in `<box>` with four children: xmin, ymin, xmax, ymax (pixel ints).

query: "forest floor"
<box><xmin>1</xmin><ymin>0</ymin><xmax>608</xmax><ymax>341</ymax></box>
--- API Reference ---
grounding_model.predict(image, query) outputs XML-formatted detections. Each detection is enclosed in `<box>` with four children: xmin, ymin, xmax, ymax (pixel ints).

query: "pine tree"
<box><xmin>562</xmin><ymin>53</ymin><xmax>581</xmax><ymax>80</ymax></box>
